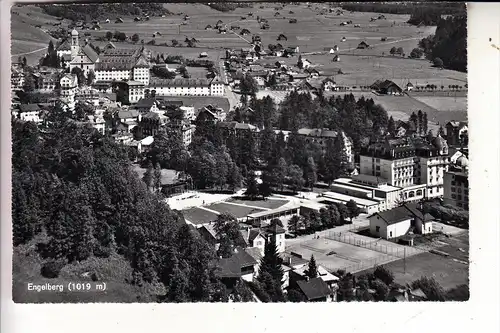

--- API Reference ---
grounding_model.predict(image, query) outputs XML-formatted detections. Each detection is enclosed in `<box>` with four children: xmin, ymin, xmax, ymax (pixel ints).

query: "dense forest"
<box><xmin>38</xmin><ymin>3</ymin><xmax>171</xmax><ymax>21</ymax></box>
<box><xmin>341</xmin><ymin>2</ymin><xmax>465</xmax><ymax>26</ymax></box>
<box><xmin>418</xmin><ymin>15</ymin><xmax>467</xmax><ymax>72</ymax></box>
<box><xmin>207</xmin><ymin>2</ymin><xmax>253</xmax><ymax>12</ymax></box>
<box><xmin>12</xmin><ymin>105</ymin><xmax>243</xmax><ymax>302</ymax></box>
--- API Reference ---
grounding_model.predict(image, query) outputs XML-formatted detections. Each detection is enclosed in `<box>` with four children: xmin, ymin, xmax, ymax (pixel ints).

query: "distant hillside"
<box><xmin>37</xmin><ymin>3</ymin><xmax>172</xmax><ymax>21</ymax></box>
<box><xmin>11</xmin><ymin>15</ymin><xmax>53</xmax><ymax>44</ymax></box>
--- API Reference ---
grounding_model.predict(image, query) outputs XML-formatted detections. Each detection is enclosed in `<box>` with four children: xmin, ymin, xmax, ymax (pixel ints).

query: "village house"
<box><xmin>215</xmin><ymin>248</ymin><xmax>259</xmax><ymax>286</ymax></box>
<box><xmin>33</xmin><ymin>69</ymin><xmax>60</xmax><ymax>92</ymax></box>
<box><xmin>445</xmin><ymin>121</ymin><xmax>468</xmax><ymax>147</ymax></box>
<box><xmin>133</xmin><ymin>165</ymin><xmax>192</xmax><ymax>196</ymax></box>
<box><xmin>115</xmin><ymin>109</ymin><xmax>141</xmax><ymax>133</ymax></box>
<box><xmin>15</xmin><ymin>103</ymin><xmax>44</xmax><ymax>123</ymax></box>
<box><xmin>370</xmin><ymin>80</ymin><xmax>403</xmax><ymax>95</ymax></box>
<box><xmin>133</xmin><ymin>98</ymin><xmax>160</xmax><ymax>113</ymax></box>
<box><xmin>194</xmin><ymin>105</ymin><xmax>226</xmax><ymax>125</ymax></box>
<box><xmin>294</xmin><ymin>277</ymin><xmax>335</xmax><ymax>302</ymax></box>
<box><xmin>357</xmin><ymin>41</ymin><xmax>370</xmax><ymax>49</ymax></box>
<box><xmin>368</xmin><ymin>203</ymin><xmax>434</xmax><ymax>240</ymax></box>
<box><xmin>289</xmin><ymin>264</ymin><xmax>339</xmax><ymax>292</ymax></box>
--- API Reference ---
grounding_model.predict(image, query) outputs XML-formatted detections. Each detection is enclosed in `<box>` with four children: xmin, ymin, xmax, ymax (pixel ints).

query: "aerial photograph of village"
<box><xmin>11</xmin><ymin>1</ymin><xmax>468</xmax><ymax>303</ymax></box>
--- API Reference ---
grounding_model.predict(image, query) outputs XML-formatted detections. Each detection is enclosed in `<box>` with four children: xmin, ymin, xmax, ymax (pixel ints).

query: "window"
<box><xmin>451</xmin><ymin>187</ymin><xmax>456</xmax><ymax>192</ymax></box>
<box><xmin>458</xmin><ymin>188</ymin><xmax>462</xmax><ymax>193</ymax></box>
<box><xmin>458</xmin><ymin>195</ymin><xmax>462</xmax><ymax>200</ymax></box>
<box><xmin>451</xmin><ymin>181</ymin><xmax>456</xmax><ymax>185</ymax></box>
<box><xmin>451</xmin><ymin>194</ymin><xmax>457</xmax><ymax>199</ymax></box>
<box><xmin>389</xmin><ymin>231</ymin><xmax>393</xmax><ymax>237</ymax></box>
<box><xmin>375</xmin><ymin>226</ymin><xmax>380</xmax><ymax>232</ymax></box>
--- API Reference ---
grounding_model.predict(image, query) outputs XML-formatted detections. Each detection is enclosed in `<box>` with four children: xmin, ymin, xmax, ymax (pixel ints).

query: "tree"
<box><xmin>171</xmin><ymin>39</ymin><xmax>179</xmax><ymax>47</ymax></box>
<box><xmin>438</xmin><ymin>126</ymin><xmax>445</xmax><ymax>137</ymax></box>
<box><xmin>288</xmin><ymin>164</ymin><xmax>304</xmax><ymax>193</ymax></box>
<box><xmin>411</xmin><ymin>276</ymin><xmax>446</xmax><ymax>301</ymax></box>
<box><xmin>275</xmin><ymin>158</ymin><xmax>288</xmax><ymax>192</ymax></box>
<box><xmin>288</xmin><ymin>215</ymin><xmax>301</xmax><ymax>235</ymax></box>
<box><xmin>287</xmin><ymin>289</ymin><xmax>306</xmax><ymax>302</ymax></box>
<box><xmin>132</xmin><ymin>33</ymin><xmax>140</xmax><ymax>43</ymax></box>
<box><xmin>396</xmin><ymin>47</ymin><xmax>404</xmax><ymax>55</ymax></box>
<box><xmin>167</xmin><ymin>264</ymin><xmax>190</xmax><ymax>302</ymax></box>
<box><xmin>240</xmin><ymin>74</ymin><xmax>258</xmax><ymax>96</ymax></box>
<box><xmin>86</xmin><ymin>69</ymin><xmax>95</xmax><ymax>85</ymax></box>
<box><xmin>142</xmin><ymin>162</ymin><xmax>154</xmax><ymax>189</ymax></box>
<box><xmin>346</xmin><ymin>200</ymin><xmax>361</xmax><ymax>223</ymax></box>
<box><xmin>372</xmin><ymin>279</ymin><xmax>390</xmax><ymax>301</ymax></box>
<box><xmin>390</xmin><ymin>46</ymin><xmax>397</xmax><ymax>55</ymax></box>
<box><xmin>426</xmin><ymin>129</ymin><xmax>434</xmax><ymax>142</ymax></box>
<box><xmin>305</xmin><ymin>156</ymin><xmax>317</xmax><ymax>190</ymax></box>
<box><xmin>259</xmin><ymin>170</ymin><xmax>273</xmax><ymax>199</ymax></box>
<box><xmin>417</xmin><ymin>110</ymin><xmax>424</xmax><ymax>135</ymax></box>
<box><xmin>373</xmin><ymin>265</ymin><xmax>394</xmax><ymax>286</ymax></box>
<box><xmin>153</xmin><ymin>163</ymin><xmax>162</xmax><ymax>192</ymax></box>
<box><xmin>306</xmin><ymin>255</ymin><xmax>318</xmax><ymax>279</ymax></box>
<box><xmin>387</xmin><ymin>116</ymin><xmax>396</xmax><ymax>136</ymax></box>
<box><xmin>106</xmin><ymin>31</ymin><xmax>113</xmax><ymax>40</ymax></box>
<box><xmin>214</xmin><ymin>213</ymin><xmax>244</xmax><ymax>258</ymax></box>
<box><xmin>71</xmin><ymin>67</ymin><xmax>86</xmax><ymax>87</ymax></box>
<box><xmin>227</xmin><ymin>163</ymin><xmax>242</xmax><ymax>192</ymax></box>
<box><xmin>231</xmin><ymin>280</ymin><xmax>254</xmax><ymax>302</ymax></box>
<box><xmin>422</xmin><ymin>112</ymin><xmax>428</xmax><ymax>134</ymax></box>
<box><xmin>178</xmin><ymin>65</ymin><xmax>189</xmax><ymax>78</ymax></box>
<box><xmin>337</xmin><ymin>272</ymin><xmax>355</xmax><ymax>301</ymax></box>
<box><xmin>257</xmin><ymin>237</ymin><xmax>284</xmax><ymax>300</ymax></box>
<box><xmin>245</xmin><ymin>171</ymin><xmax>259</xmax><ymax>200</ymax></box>
<box><xmin>22</xmin><ymin>71</ymin><xmax>35</xmax><ymax>93</ymax></box>
<box><xmin>433</xmin><ymin>57</ymin><xmax>444</xmax><ymax>68</ymax></box>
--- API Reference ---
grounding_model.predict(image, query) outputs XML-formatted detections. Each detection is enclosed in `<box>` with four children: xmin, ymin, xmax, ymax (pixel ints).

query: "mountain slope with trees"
<box><xmin>11</xmin><ymin>106</ymin><xmax>238</xmax><ymax>303</ymax></box>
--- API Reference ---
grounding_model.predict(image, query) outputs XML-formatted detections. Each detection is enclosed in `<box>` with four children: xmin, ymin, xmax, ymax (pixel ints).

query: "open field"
<box><xmin>325</xmin><ymin>91</ymin><xmax>466</xmax><ymax>131</ymax></box>
<box><xmin>413</xmin><ymin>96</ymin><xmax>467</xmax><ymax>112</ymax></box>
<box><xmin>359</xmin><ymin>232</ymin><xmax>469</xmax><ymax>290</ymax></box>
<box><xmin>286</xmin><ymin>237</ymin><xmax>399</xmax><ymax>272</ymax></box>
<box><xmin>226</xmin><ymin>197</ymin><xmax>288</xmax><ymax>209</ymax></box>
<box><xmin>207</xmin><ymin>202</ymin><xmax>265</xmax><ymax>219</ymax></box>
<box><xmin>182</xmin><ymin>207</ymin><xmax>219</xmax><ymax>225</ymax></box>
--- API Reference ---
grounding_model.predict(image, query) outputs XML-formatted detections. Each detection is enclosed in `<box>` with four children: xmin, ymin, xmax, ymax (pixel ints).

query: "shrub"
<box><xmin>41</xmin><ymin>259</ymin><xmax>66</xmax><ymax>278</ymax></box>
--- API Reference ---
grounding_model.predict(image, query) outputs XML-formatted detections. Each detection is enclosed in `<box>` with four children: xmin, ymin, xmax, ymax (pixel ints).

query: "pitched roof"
<box><xmin>117</xmin><ymin>109</ymin><xmax>139</xmax><ymax>119</ymax></box>
<box><xmin>216</xmin><ymin>249</ymin><xmax>258</xmax><ymax>278</ymax></box>
<box><xmin>135</xmin><ymin>98</ymin><xmax>158</xmax><ymax>109</ymax></box>
<box><xmin>81</xmin><ymin>44</ymin><xmax>99</xmax><ymax>63</ymax></box>
<box><xmin>19</xmin><ymin>104</ymin><xmax>42</xmax><ymax>112</ymax></box>
<box><xmin>296</xmin><ymin>278</ymin><xmax>333</xmax><ymax>300</ymax></box>
<box><xmin>57</xmin><ymin>39</ymin><xmax>71</xmax><ymax>51</ymax></box>
<box><xmin>264</xmin><ymin>222</ymin><xmax>286</xmax><ymax>234</ymax></box>
<box><xmin>369</xmin><ymin>204</ymin><xmax>434</xmax><ymax>225</ymax></box>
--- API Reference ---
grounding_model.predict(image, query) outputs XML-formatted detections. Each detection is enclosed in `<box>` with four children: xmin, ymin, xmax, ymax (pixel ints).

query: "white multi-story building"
<box><xmin>126</xmin><ymin>81</ymin><xmax>145</xmax><ymax>104</ymax></box>
<box><xmin>149</xmin><ymin>77</ymin><xmax>224</xmax><ymax>97</ymax></box>
<box><xmin>360</xmin><ymin>136</ymin><xmax>450</xmax><ymax>199</ymax></box>
<box><xmin>16</xmin><ymin>104</ymin><xmax>43</xmax><ymax>124</ymax></box>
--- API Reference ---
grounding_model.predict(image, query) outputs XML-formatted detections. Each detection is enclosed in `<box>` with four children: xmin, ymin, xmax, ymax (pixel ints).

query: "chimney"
<box><xmin>305</xmin><ymin>276</ymin><xmax>309</xmax><ymax>282</ymax></box>
<box><xmin>287</xmin><ymin>257</ymin><xmax>292</xmax><ymax>265</ymax></box>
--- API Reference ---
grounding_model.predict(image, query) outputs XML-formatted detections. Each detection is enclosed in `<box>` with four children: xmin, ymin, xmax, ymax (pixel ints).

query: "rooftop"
<box><xmin>296</xmin><ymin>277</ymin><xmax>333</xmax><ymax>300</ymax></box>
<box><xmin>369</xmin><ymin>204</ymin><xmax>434</xmax><ymax>225</ymax></box>
<box><xmin>319</xmin><ymin>192</ymin><xmax>381</xmax><ymax>208</ymax></box>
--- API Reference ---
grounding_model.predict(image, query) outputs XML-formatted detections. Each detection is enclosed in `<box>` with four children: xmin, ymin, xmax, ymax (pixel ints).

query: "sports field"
<box><xmin>286</xmin><ymin>237</ymin><xmax>399</xmax><ymax>273</ymax></box>
<box><xmin>360</xmin><ymin>232</ymin><xmax>469</xmax><ymax>289</ymax></box>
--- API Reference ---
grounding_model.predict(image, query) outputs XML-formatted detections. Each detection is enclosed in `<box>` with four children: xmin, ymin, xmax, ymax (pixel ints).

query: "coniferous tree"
<box><xmin>142</xmin><ymin>162</ymin><xmax>154</xmax><ymax>189</ymax></box>
<box><xmin>153</xmin><ymin>163</ymin><xmax>162</xmax><ymax>192</ymax></box>
<box><xmin>245</xmin><ymin>171</ymin><xmax>259</xmax><ymax>200</ymax></box>
<box><xmin>422</xmin><ymin>112</ymin><xmax>428</xmax><ymax>134</ymax></box>
<box><xmin>258</xmin><ymin>237</ymin><xmax>284</xmax><ymax>284</ymax></box>
<box><xmin>259</xmin><ymin>170</ymin><xmax>273</xmax><ymax>199</ymax></box>
<box><xmin>387</xmin><ymin>116</ymin><xmax>396</xmax><ymax>136</ymax></box>
<box><xmin>306</xmin><ymin>255</ymin><xmax>318</xmax><ymax>278</ymax></box>
<box><xmin>417</xmin><ymin>110</ymin><xmax>424</xmax><ymax>134</ymax></box>
<box><xmin>305</xmin><ymin>156</ymin><xmax>317</xmax><ymax>190</ymax></box>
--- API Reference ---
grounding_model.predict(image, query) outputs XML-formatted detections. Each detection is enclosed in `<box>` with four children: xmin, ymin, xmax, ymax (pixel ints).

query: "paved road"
<box><xmin>11</xmin><ymin>45</ymin><xmax>47</xmax><ymax>57</ymax></box>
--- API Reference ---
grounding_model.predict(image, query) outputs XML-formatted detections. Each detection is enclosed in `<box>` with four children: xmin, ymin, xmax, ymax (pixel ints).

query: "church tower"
<box><xmin>71</xmin><ymin>29</ymin><xmax>79</xmax><ymax>58</ymax></box>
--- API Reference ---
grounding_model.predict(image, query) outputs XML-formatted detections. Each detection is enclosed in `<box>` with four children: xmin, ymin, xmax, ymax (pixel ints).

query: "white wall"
<box><xmin>369</xmin><ymin>216</ymin><xmax>412</xmax><ymax>239</ymax></box>
<box><xmin>95</xmin><ymin>69</ymin><xmax>131</xmax><ymax>82</ymax></box>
